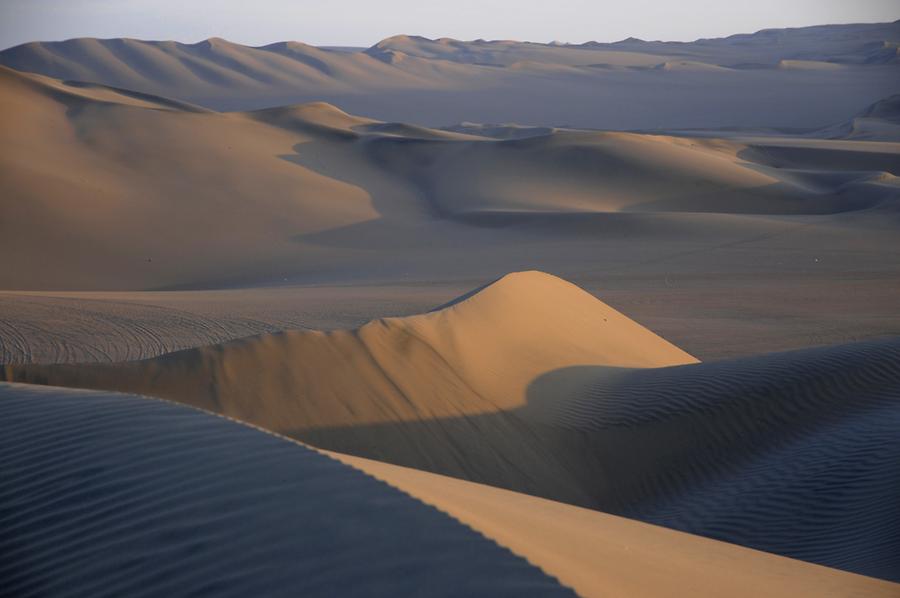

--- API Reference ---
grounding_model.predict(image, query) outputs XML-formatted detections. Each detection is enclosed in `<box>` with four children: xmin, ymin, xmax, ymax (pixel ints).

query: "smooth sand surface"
<box><xmin>6</xmin><ymin>272</ymin><xmax>899</xmax><ymax>580</ymax></box>
<box><xmin>1</xmin><ymin>22</ymin><xmax>897</xmax><ymax>128</ymax></box>
<box><xmin>1</xmin><ymin>64</ymin><xmax>899</xmax><ymax>293</ymax></box>
<box><xmin>2</xmin><ymin>382</ymin><xmax>896</xmax><ymax>598</ymax></box>
<box><xmin>0</xmin><ymin>382</ymin><xmax>572</xmax><ymax>597</ymax></box>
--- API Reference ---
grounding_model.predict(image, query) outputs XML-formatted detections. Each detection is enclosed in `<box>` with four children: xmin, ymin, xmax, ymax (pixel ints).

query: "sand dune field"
<box><xmin>2</xmin><ymin>64</ymin><xmax>899</xmax><ymax>291</ymax></box>
<box><xmin>2</xmin><ymin>16</ymin><xmax>900</xmax><ymax>597</ymax></box>
<box><xmin>2</xmin><ymin>22</ymin><xmax>898</xmax><ymax>127</ymax></box>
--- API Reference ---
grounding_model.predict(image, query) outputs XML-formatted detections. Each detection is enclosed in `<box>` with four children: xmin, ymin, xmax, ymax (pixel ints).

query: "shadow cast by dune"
<box><xmin>3</xmin><ymin>271</ymin><xmax>899</xmax><ymax>582</ymax></box>
<box><xmin>277</xmin><ymin>337</ymin><xmax>900</xmax><ymax>581</ymax></box>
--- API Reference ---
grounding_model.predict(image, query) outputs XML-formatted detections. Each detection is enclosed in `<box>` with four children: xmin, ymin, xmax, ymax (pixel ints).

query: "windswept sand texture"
<box><xmin>335</xmin><ymin>453</ymin><xmax>900</xmax><ymax>598</ymax></box>
<box><xmin>6</xmin><ymin>272</ymin><xmax>900</xmax><ymax>582</ymax></box>
<box><xmin>2</xmin><ymin>383</ymin><xmax>896</xmax><ymax>598</ymax></box>
<box><xmin>0</xmin><ymin>383</ymin><xmax>573</xmax><ymax>597</ymax></box>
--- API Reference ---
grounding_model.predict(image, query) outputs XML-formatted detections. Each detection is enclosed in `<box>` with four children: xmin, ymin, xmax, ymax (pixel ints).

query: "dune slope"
<box><xmin>0</xmin><ymin>382</ymin><xmax>572</xmax><ymax>597</ymax></box>
<box><xmin>5</xmin><ymin>271</ymin><xmax>900</xmax><ymax>580</ymax></box>
<box><xmin>817</xmin><ymin>93</ymin><xmax>900</xmax><ymax>140</ymax></box>
<box><xmin>338</xmin><ymin>452</ymin><xmax>900</xmax><ymax>598</ymax></box>
<box><xmin>3</xmin><ymin>381</ymin><xmax>896</xmax><ymax>597</ymax></box>
<box><xmin>0</xmin><ymin>65</ymin><xmax>394</xmax><ymax>289</ymax></box>
<box><xmin>1</xmin><ymin>272</ymin><xmax>698</xmax><ymax>507</ymax></box>
<box><xmin>3</xmin><ymin>64</ymin><xmax>898</xmax><ymax>290</ymax></box>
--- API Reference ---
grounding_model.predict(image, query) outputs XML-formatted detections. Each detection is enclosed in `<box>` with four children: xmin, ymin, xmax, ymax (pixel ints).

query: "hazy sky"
<box><xmin>1</xmin><ymin>0</ymin><xmax>898</xmax><ymax>49</ymax></box>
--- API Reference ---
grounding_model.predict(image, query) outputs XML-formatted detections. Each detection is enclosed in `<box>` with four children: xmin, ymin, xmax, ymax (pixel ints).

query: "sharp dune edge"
<box><xmin>2</xmin><ymin>383</ymin><xmax>896</xmax><ymax>598</ymax></box>
<box><xmin>5</xmin><ymin>272</ymin><xmax>900</xmax><ymax>586</ymax></box>
<box><xmin>0</xmin><ymin>384</ymin><xmax>574</xmax><ymax>598</ymax></box>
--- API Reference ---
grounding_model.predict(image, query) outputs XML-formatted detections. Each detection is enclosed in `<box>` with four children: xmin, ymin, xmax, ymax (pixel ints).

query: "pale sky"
<box><xmin>1</xmin><ymin>0</ymin><xmax>898</xmax><ymax>50</ymax></box>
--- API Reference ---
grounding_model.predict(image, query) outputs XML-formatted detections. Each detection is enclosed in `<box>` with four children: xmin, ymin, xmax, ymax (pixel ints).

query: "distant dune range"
<box><xmin>1</xmin><ymin>64</ymin><xmax>899</xmax><ymax>290</ymax></box>
<box><xmin>5</xmin><ymin>272</ymin><xmax>900</xmax><ymax>582</ymax></box>
<box><xmin>1</xmin><ymin>21</ymin><xmax>898</xmax><ymax>128</ymax></box>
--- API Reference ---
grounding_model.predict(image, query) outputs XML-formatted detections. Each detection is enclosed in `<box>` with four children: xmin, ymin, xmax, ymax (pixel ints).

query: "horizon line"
<box><xmin>3</xmin><ymin>17</ymin><xmax>898</xmax><ymax>53</ymax></box>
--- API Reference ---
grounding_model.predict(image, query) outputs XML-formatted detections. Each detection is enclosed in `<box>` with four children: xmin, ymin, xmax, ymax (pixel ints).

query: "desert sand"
<box><xmin>1</xmin><ymin>64</ymin><xmax>899</xmax><ymax>293</ymax></box>
<box><xmin>1</xmin><ymin>22</ymin><xmax>898</xmax><ymax>127</ymax></box>
<box><xmin>5</xmin><ymin>272</ymin><xmax>900</xmax><ymax>583</ymax></box>
<box><xmin>3</xmin><ymin>382</ymin><xmax>897</xmax><ymax>597</ymax></box>
<box><xmin>334</xmin><ymin>452</ymin><xmax>899</xmax><ymax>598</ymax></box>
<box><xmin>0</xmin><ymin>383</ymin><xmax>573</xmax><ymax>597</ymax></box>
<box><xmin>2</xmin><ymin>17</ymin><xmax>900</xmax><ymax>597</ymax></box>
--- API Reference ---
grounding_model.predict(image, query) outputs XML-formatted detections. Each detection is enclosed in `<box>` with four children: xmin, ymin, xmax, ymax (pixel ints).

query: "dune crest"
<box><xmin>1</xmin><ymin>270</ymin><xmax>697</xmax><ymax>422</ymax></box>
<box><xmin>4</xmin><ymin>271</ymin><xmax>900</xmax><ymax>581</ymax></box>
<box><xmin>0</xmin><ymin>383</ymin><xmax>573</xmax><ymax>597</ymax></box>
<box><xmin>336</xmin><ymin>452</ymin><xmax>900</xmax><ymax>598</ymax></box>
<box><xmin>5</xmin><ymin>382</ymin><xmax>896</xmax><ymax>597</ymax></box>
<box><xmin>1</xmin><ymin>271</ymin><xmax>698</xmax><ymax>510</ymax></box>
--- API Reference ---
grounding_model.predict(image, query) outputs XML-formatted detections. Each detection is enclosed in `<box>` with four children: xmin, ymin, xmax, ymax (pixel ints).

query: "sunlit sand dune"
<box><xmin>1</xmin><ymin>272</ymin><xmax>698</xmax><ymax>507</ymax></box>
<box><xmin>5</xmin><ymin>272</ymin><xmax>899</xmax><ymax>581</ymax></box>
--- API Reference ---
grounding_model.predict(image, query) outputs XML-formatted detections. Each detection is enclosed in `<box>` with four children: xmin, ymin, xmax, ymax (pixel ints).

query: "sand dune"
<box><xmin>5</xmin><ymin>271</ymin><xmax>899</xmax><ymax>580</ymax></box>
<box><xmin>441</xmin><ymin>121</ymin><xmax>561</xmax><ymax>139</ymax></box>
<box><xmin>337</xmin><ymin>453</ymin><xmax>900</xmax><ymax>598</ymax></box>
<box><xmin>3</xmin><ymin>64</ymin><xmax>898</xmax><ymax>291</ymax></box>
<box><xmin>3</xmin><ymin>382</ymin><xmax>896</xmax><ymax>597</ymax></box>
<box><xmin>0</xmin><ymin>382</ymin><xmax>572</xmax><ymax>597</ymax></box>
<box><xmin>1</xmin><ymin>22</ymin><xmax>896</xmax><ymax>128</ymax></box>
<box><xmin>817</xmin><ymin>94</ymin><xmax>900</xmax><ymax>140</ymax></box>
<box><xmin>0</xmin><ymin>64</ymin><xmax>385</xmax><ymax>289</ymax></box>
<box><xmin>0</xmin><ymin>272</ymin><xmax>700</xmax><ymax>507</ymax></box>
<box><xmin>374</xmin><ymin>22</ymin><xmax>900</xmax><ymax>67</ymax></box>
<box><xmin>5</xmin><ymin>265</ymin><xmax>900</xmax><ymax>367</ymax></box>
<box><xmin>539</xmin><ymin>337</ymin><xmax>900</xmax><ymax>580</ymax></box>
<box><xmin>363</xmin><ymin>131</ymin><xmax>899</xmax><ymax>218</ymax></box>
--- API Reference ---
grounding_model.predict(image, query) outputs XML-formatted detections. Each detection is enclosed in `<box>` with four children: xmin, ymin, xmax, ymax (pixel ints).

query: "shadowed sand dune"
<box><xmin>2</xmin><ymin>64</ymin><xmax>898</xmax><ymax>291</ymax></box>
<box><xmin>2</xmin><ymin>383</ymin><xmax>896</xmax><ymax>597</ymax></box>
<box><xmin>0</xmin><ymin>383</ymin><xmax>573</xmax><ymax>597</ymax></box>
<box><xmin>5</xmin><ymin>271</ymin><xmax>899</xmax><ymax>581</ymax></box>
<box><xmin>1</xmin><ymin>22</ymin><xmax>897</xmax><ymax>128</ymax></box>
<box><xmin>817</xmin><ymin>94</ymin><xmax>900</xmax><ymax>141</ymax></box>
